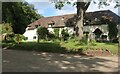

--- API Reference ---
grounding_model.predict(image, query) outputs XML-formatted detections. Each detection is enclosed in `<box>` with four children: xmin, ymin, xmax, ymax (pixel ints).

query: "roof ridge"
<box><xmin>86</xmin><ymin>10</ymin><xmax>111</xmax><ymax>13</ymax></box>
<box><xmin>45</xmin><ymin>13</ymin><xmax>76</xmax><ymax>18</ymax></box>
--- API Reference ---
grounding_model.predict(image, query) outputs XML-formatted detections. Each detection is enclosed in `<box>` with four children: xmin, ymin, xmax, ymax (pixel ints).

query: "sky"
<box><xmin>28</xmin><ymin>0</ymin><xmax>120</xmax><ymax>17</ymax></box>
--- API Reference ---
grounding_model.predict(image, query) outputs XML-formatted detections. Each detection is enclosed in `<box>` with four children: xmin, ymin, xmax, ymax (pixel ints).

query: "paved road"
<box><xmin>2</xmin><ymin>49</ymin><xmax>119</xmax><ymax>72</ymax></box>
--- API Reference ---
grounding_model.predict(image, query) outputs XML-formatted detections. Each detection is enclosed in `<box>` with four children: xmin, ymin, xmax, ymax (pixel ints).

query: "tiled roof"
<box><xmin>28</xmin><ymin>10</ymin><xmax>120</xmax><ymax>30</ymax></box>
<box><xmin>84</xmin><ymin>10</ymin><xmax>120</xmax><ymax>25</ymax></box>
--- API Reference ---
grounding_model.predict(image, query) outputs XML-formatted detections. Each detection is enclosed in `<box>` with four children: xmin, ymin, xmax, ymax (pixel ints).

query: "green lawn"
<box><xmin>2</xmin><ymin>40</ymin><xmax>118</xmax><ymax>55</ymax></box>
<box><xmin>61</xmin><ymin>40</ymin><xmax>118</xmax><ymax>54</ymax></box>
<box><xmin>90</xmin><ymin>42</ymin><xmax>118</xmax><ymax>54</ymax></box>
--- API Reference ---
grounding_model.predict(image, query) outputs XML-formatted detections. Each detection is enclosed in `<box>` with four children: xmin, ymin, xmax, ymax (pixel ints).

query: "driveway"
<box><xmin>2</xmin><ymin>49</ymin><xmax>119</xmax><ymax>72</ymax></box>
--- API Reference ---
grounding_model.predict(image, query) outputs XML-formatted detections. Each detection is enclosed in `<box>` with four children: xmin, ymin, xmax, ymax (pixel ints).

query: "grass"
<box><xmin>2</xmin><ymin>39</ymin><xmax>118</xmax><ymax>55</ymax></box>
<box><xmin>60</xmin><ymin>39</ymin><xmax>118</xmax><ymax>55</ymax></box>
<box><xmin>90</xmin><ymin>42</ymin><xmax>118</xmax><ymax>54</ymax></box>
<box><xmin>7</xmin><ymin>42</ymin><xmax>67</xmax><ymax>53</ymax></box>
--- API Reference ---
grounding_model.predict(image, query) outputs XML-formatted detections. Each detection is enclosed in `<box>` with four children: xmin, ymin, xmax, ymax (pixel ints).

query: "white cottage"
<box><xmin>24</xmin><ymin>10</ymin><xmax>120</xmax><ymax>41</ymax></box>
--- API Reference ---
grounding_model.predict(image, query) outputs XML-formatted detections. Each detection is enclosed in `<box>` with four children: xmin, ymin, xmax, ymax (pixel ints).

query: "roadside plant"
<box><xmin>61</xmin><ymin>29</ymin><xmax>69</xmax><ymax>41</ymax></box>
<box><xmin>37</xmin><ymin>27</ymin><xmax>49</xmax><ymax>43</ymax></box>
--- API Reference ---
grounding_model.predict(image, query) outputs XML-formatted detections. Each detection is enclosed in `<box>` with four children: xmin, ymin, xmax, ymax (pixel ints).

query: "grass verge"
<box><xmin>2</xmin><ymin>40</ymin><xmax>118</xmax><ymax>55</ymax></box>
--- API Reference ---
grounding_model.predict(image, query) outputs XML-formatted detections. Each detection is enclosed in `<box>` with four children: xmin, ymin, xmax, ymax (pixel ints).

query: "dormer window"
<box><xmin>48</xmin><ymin>21</ymin><xmax>55</xmax><ymax>28</ymax></box>
<box><xmin>48</xmin><ymin>24</ymin><xmax>52</xmax><ymax>27</ymax></box>
<box><xmin>61</xmin><ymin>17</ymin><xmax>64</xmax><ymax>21</ymax></box>
<box><xmin>35</xmin><ymin>24</ymin><xmax>41</xmax><ymax>28</ymax></box>
<box><xmin>84</xmin><ymin>19</ymin><xmax>91</xmax><ymax>26</ymax></box>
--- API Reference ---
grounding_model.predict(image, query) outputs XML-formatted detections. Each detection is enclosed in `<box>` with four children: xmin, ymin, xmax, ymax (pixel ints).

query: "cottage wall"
<box><xmin>23</xmin><ymin>24</ymin><xmax>118</xmax><ymax>42</ymax></box>
<box><xmin>83</xmin><ymin>24</ymin><xmax>108</xmax><ymax>40</ymax></box>
<box><xmin>84</xmin><ymin>24</ymin><xmax>108</xmax><ymax>34</ymax></box>
<box><xmin>23</xmin><ymin>28</ymin><xmax>38</xmax><ymax>41</ymax></box>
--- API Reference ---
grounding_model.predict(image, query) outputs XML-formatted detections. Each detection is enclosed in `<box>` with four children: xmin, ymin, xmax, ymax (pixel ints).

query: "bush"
<box><xmin>61</xmin><ymin>29</ymin><xmax>69</xmax><ymax>41</ymax></box>
<box><xmin>13</xmin><ymin>34</ymin><xmax>26</xmax><ymax>42</ymax></box>
<box><xmin>2</xmin><ymin>34</ymin><xmax>26</xmax><ymax>43</ymax></box>
<box><xmin>54</xmin><ymin>28</ymin><xmax>59</xmax><ymax>37</ymax></box>
<box><xmin>37</xmin><ymin>27</ymin><xmax>49</xmax><ymax>40</ymax></box>
<box><xmin>47</xmin><ymin>33</ymin><xmax>55</xmax><ymax>40</ymax></box>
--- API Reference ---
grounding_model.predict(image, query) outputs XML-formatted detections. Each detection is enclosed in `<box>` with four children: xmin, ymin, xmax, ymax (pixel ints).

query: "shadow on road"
<box><xmin>2</xmin><ymin>49</ymin><xmax>118</xmax><ymax>72</ymax></box>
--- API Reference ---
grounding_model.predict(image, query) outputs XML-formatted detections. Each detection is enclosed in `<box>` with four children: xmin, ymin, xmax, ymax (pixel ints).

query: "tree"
<box><xmin>37</xmin><ymin>27</ymin><xmax>49</xmax><ymax>43</ymax></box>
<box><xmin>108</xmin><ymin>21</ymin><xmax>118</xmax><ymax>40</ymax></box>
<box><xmin>52</xmin><ymin>0</ymin><xmax>120</xmax><ymax>40</ymax></box>
<box><xmin>100</xmin><ymin>16</ymin><xmax>118</xmax><ymax>42</ymax></box>
<box><xmin>2</xmin><ymin>2</ymin><xmax>43</xmax><ymax>44</ymax></box>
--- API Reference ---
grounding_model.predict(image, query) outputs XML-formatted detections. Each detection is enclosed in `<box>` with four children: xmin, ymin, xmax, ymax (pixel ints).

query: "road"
<box><xmin>2</xmin><ymin>49</ymin><xmax>119</xmax><ymax>72</ymax></box>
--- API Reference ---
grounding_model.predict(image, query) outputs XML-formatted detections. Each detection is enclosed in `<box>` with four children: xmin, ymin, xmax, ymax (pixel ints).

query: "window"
<box><xmin>33</xmin><ymin>36</ymin><xmax>36</xmax><ymax>39</ymax></box>
<box><xmin>48</xmin><ymin>21</ymin><xmax>55</xmax><ymax>28</ymax></box>
<box><xmin>48</xmin><ymin>24</ymin><xmax>52</xmax><ymax>27</ymax></box>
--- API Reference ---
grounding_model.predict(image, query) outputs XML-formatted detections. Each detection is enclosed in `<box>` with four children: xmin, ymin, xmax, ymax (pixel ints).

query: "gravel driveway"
<box><xmin>2</xmin><ymin>49</ymin><xmax>119</xmax><ymax>72</ymax></box>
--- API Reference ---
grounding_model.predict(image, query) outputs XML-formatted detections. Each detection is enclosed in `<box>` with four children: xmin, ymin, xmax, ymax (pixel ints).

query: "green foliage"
<box><xmin>61</xmin><ymin>29</ymin><xmax>69</xmax><ymax>41</ymax></box>
<box><xmin>55</xmin><ymin>2</ymin><xmax>64</xmax><ymax>10</ymax></box>
<box><xmin>1</xmin><ymin>23</ymin><xmax>13</xmax><ymax>34</ymax></box>
<box><xmin>54</xmin><ymin>28</ymin><xmax>59</xmax><ymax>37</ymax></box>
<box><xmin>90</xmin><ymin>42</ymin><xmax>118</xmax><ymax>54</ymax></box>
<box><xmin>1</xmin><ymin>23</ymin><xmax>26</xmax><ymax>43</ymax></box>
<box><xmin>2</xmin><ymin>2</ymin><xmax>43</xmax><ymax>34</ymax></box>
<box><xmin>1</xmin><ymin>23</ymin><xmax>14</xmax><ymax>42</ymax></box>
<box><xmin>13</xmin><ymin>34</ymin><xmax>26</xmax><ymax>42</ymax></box>
<box><xmin>90</xmin><ymin>40</ymin><xmax>97</xmax><ymax>46</ymax></box>
<box><xmin>37</xmin><ymin>27</ymin><xmax>49</xmax><ymax>40</ymax></box>
<box><xmin>2</xmin><ymin>39</ymin><xmax>118</xmax><ymax>55</ymax></box>
<box><xmin>47</xmin><ymin>33</ymin><xmax>55</xmax><ymax>40</ymax></box>
<box><xmin>108</xmin><ymin>21</ymin><xmax>118</xmax><ymax>39</ymax></box>
<box><xmin>79</xmin><ymin>36</ymin><xmax>88</xmax><ymax>45</ymax></box>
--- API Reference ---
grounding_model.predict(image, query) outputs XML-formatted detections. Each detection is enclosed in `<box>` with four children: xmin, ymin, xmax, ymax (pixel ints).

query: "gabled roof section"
<box><xmin>85</xmin><ymin>10</ymin><xmax>120</xmax><ymax>25</ymax></box>
<box><xmin>27</xmin><ymin>10</ymin><xmax>120</xmax><ymax>30</ymax></box>
<box><xmin>28</xmin><ymin>14</ymin><xmax>75</xmax><ymax>28</ymax></box>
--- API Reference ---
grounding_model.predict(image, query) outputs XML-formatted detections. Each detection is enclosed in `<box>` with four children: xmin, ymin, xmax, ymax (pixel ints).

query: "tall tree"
<box><xmin>2</xmin><ymin>2</ymin><xmax>43</xmax><ymax>44</ymax></box>
<box><xmin>52</xmin><ymin>0</ymin><xmax>119</xmax><ymax>39</ymax></box>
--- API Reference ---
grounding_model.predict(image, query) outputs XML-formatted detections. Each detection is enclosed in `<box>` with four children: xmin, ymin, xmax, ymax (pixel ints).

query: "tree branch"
<box><xmin>84</xmin><ymin>1</ymin><xmax>91</xmax><ymax>11</ymax></box>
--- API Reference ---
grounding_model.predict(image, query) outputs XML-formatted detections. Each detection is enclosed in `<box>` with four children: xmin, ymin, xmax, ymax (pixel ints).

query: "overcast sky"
<box><xmin>28</xmin><ymin>0</ymin><xmax>119</xmax><ymax>17</ymax></box>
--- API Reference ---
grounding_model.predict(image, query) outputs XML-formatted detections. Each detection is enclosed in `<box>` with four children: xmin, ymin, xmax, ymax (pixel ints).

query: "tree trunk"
<box><xmin>75</xmin><ymin>2</ymin><xmax>84</xmax><ymax>39</ymax></box>
<box><xmin>37</xmin><ymin>35</ymin><xmax>39</xmax><ymax>43</ymax></box>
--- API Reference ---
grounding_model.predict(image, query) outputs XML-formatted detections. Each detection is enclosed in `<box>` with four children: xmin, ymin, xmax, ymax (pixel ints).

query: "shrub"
<box><xmin>13</xmin><ymin>34</ymin><xmax>26</xmax><ymax>42</ymax></box>
<box><xmin>54</xmin><ymin>28</ymin><xmax>59</xmax><ymax>37</ymax></box>
<box><xmin>61</xmin><ymin>29</ymin><xmax>69</xmax><ymax>41</ymax></box>
<box><xmin>47</xmin><ymin>33</ymin><xmax>55</xmax><ymax>40</ymax></box>
<box><xmin>37</xmin><ymin>27</ymin><xmax>49</xmax><ymax>40</ymax></box>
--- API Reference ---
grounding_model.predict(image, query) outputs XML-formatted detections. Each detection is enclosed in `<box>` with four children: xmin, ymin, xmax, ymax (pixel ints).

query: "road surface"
<box><xmin>2</xmin><ymin>49</ymin><xmax>119</xmax><ymax>72</ymax></box>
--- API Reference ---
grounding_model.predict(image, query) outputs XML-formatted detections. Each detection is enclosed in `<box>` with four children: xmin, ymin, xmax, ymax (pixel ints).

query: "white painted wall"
<box><xmin>23</xmin><ymin>27</ymin><xmax>38</xmax><ymax>41</ymax></box>
<box><xmin>23</xmin><ymin>26</ymin><xmax>75</xmax><ymax>41</ymax></box>
<box><xmin>48</xmin><ymin>28</ymin><xmax>54</xmax><ymax>33</ymax></box>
